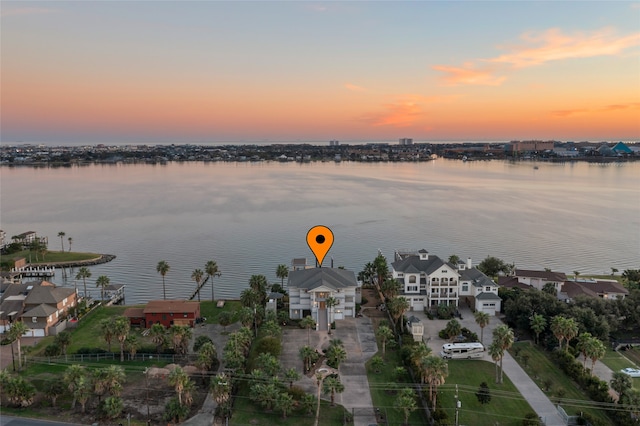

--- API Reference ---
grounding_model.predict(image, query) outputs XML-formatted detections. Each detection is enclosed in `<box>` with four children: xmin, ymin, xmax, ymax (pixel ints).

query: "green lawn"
<box><xmin>601</xmin><ymin>348</ymin><xmax>640</xmax><ymax>391</ymax></box>
<box><xmin>439</xmin><ymin>359</ymin><xmax>535</xmax><ymax>426</ymax></box>
<box><xmin>65</xmin><ymin>305</ymin><xmax>131</xmax><ymax>353</ymax></box>
<box><xmin>509</xmin><ymin>342</ymin><xmax>611</xmax><ymax>425</ymax></box>
<box><xmin>199</xmin><ymin>300</ymin><xmax>242</xmax><ymax>324</ymax></box>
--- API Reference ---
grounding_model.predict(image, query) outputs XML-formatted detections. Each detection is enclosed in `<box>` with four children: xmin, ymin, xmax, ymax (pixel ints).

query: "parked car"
<box><xmin>620</xmin><ymin>367</ymin><xmax>640</xmax><ymax>378</ymax></box>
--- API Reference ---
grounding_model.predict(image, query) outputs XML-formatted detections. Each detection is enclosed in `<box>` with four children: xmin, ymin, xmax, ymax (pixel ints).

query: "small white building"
<box><xmin>406</xmin><ymin>315</ymin><xmax>424</xmax><ymax>342</ymax></box>
<box><xmin>287</xmin><ymin>268</ymin><xmax>361</xmax><ymax>331</ymax></box>
<box><xmin>458</xmin><ymin>259</ymin><xmax>502</xmax><ymax>315</ymax></box>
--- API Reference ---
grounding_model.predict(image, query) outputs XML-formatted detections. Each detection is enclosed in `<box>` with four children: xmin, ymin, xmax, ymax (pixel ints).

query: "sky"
<box><xmin>1</xmin><ymin>1</ymin><xmax>639</xmax><ymax>144</ymax></box>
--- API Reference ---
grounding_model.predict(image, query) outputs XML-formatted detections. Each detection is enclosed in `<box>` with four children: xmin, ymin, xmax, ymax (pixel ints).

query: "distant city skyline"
<box><xmin>1</xmin><ymin>1</ymin><xmax>639</xmax><ymax>144</ymax></box>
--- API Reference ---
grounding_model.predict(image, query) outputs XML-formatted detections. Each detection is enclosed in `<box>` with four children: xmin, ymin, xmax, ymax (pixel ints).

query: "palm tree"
<box><xmin>394</xmin><ymin>387</ymin><xmax>417</xmax><ymax>425</ymax></box>
<box><xmin>422</xmin><ymin>356</ymin><xmax>448</xmax><ymax>408</ymax></box>
<box><xmin>125</xmin><ymin>334</ymin><xmax>138</xmax><ymax>360</ymax></box>
<box><xmin>611</xmin><ymin>371</ymin><xmax>632</xmax><ymax>403</ymax></box>
<box><xmin>113</xmin><ymin>317</ymin><xmax>130</xmax><ymax>362</ymax></box>
<box><xmin>168</xmin><ymin>366</ymin><xmax>189</xmax><ymax>405</ymax></box>
<box><xmin>322</xmin><ymin>375</ymin><xmax>345</xmax><ymax>406</ymax></box>
<box><xmin>67</xmin><ymin>236</ymin><xmax>73</xmax><ymax>252</ymax></box>
<box><xmin>488</xmin><ymin>342</ymin><xmax>502</xmax><ymax>384</ymax></box>
<box><xmin>149</xmin><ymin>322</ymin><xmax>166</xmax><ymax>353</ymax></box>
<box><xmin>444</xmin><ymin>319</ymin><xmax>462</xmax><ymax>341</ymax></box>
<box><xmin>74</xmin><ymin>375</ymin><xmax>91</xmax><ymax>413</ymax></box>
<box><xmin>563</xmin><ymin>317</ymin><xmax>579</xmax><ymax>349</ymax></box>
<box><xmin>276</xmin><ymin>264</ymin><xmax>289</xmax><ymax>287</ymax></box>
<box><xmin>99</xmin><ymin>318</ymin><xmax>115</xmax><ymax>352</ymax></box>
<box><xmin>530</xmin><ymin>313</ymin><xmax>546</xmax><ymax>345</ymax></box>
<box><xmin>387</xmin><ymin>296</ymin><xmax>410</xmax><ymax>334</ymax></box>
<box><xmin>205</xmin><ymin>260</ymin><xmax>220</xmax><ymax>302</ymax></box>
<box><xmin>75</xmin><ymin>267</ymin><xmax>92</xmax><ymax>300</ymax></box>
<box><xmin>474</xmin><ymin>311</ymin><xmax>490</xmax><ymax>345</ymax></box>
<box><xmin>103</xmin><ymin>396</ymin><xmax>123</xmax><ymax>419</ymax></box>
<box><xmin>64</xmin><ymin>364</ymin><xmax>87</xmax><ymax>409</ymax></box>
<box><xmin>492</xmin><ymin>324</ymin><xmax>514</xmax><ymax>384</ymax></box>
<box><xmin>577</xmin><ymin>332</ymin><xmax>593</xmax><ymax>368</ymax></box>
<box><xmin>585</xmin><ymin>337</ymin><xmax>606</xmax><ymax>374</ymax></box>
<box><xmin>57</xmin><ymin>231</ymin><xmax>66</xmax><ymax>251</ymax></box>
<box><xmin>299</xmin><ymin>345</ymin><xmax>316</xmax><ymax>373</ymax></box>
<box><xmin>326</xmin><ymin>296</ymin><xmax>338</xmax><ymax>334</ymax></box>
<box><xmin>448</xmin><ymin>254</ymin><xmax>461</xmax><ymax>265</ymax></box>
<box><xmin>191</xmin><ymin>268</ymin><xmax>204</xmax><ymax>302</ymax></box>
<box><xmin>376</xmin><ymin>324</ymin><xmax>394</xmax><ymax>357</ymax></box>
<box><xmin>96</xmin><ymin>275</ymin><xmax>110</xmax><ymax>303</ymax></box>
<box><xmin>276</xmin><ymin>392</ymin><xmax>295</xmax><ymax>419</ymax></box>
<box><xmin>300</xmin><ymin>315</ymin><xmax>316</xmax><ymax>346</ymax></box>
<box><xmin>7</xmin><ymin>321</ymin><xmax>29</xmax><ymax>369</ymax></box>
<box><xmin>211</xmin><ymin>373</ymin><xmax>231</xmax><ymax>405</ymax></box>
<box><xmin>54</xmin><ymin>331</ymin><xmax>72</xmax><ymax>355</ymax></box>
<box><xmin>326</xmin><ymin>340</ymin><xmax>347</xmax><ymax>369</ymax></box>
<box><xmin>373</xmin><ymin>253</ymin><xmax>389</xmax><ymax>288</ymax></box>
<box><xmin>284</xmin><ymin>368</ymin><xmax>301</xmax><ymax>389</ymax></box>
<box><xmin>573</xmin><ymin>270</ymin><xmax>580</xmax><ymax>281</ymax></box>
<box><xmin>157</xmin><ymin>260</ymin><xmax>170</xmax><ymax>300</ymax></box>
<box><xmin>551</xmin><ymin>316</ymin><xmax>566</xmax><ymax>350</ymax></box>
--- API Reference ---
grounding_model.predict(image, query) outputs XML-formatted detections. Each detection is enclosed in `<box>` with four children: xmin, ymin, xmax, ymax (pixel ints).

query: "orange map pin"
<box><xmin>306</xmin><ymin>225</ymin><xmax>334</xmax><ymax>267</ymax></box>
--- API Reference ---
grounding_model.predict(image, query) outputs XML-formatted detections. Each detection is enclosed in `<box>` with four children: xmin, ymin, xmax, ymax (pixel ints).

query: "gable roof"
<box><xmin>561</xmin><ymin>281</ymin><xmax>599</xmax><ymax>299</ymax></box>
<box><xmin>460</xmin><ymin>268</ymin><xmax>496</xmax><ymax>287</ymax></box>
<box><xmin>391</xmin><ymin>253</ymin><xmax>451</xmax><ymax>275</ymax></box>
<box><xmin>514</xmin><ymin>269</ymin><xmax>567</xmax><ymax>282</ymax></box>
<box><xmin>21</xmin><ymin>303</ymin><xmax>57</xmax><ymax>318</ymax></box>
<box><xmin>498</xmin><ymin>276</ymin><xmax>533</xmax><ymax>290</ymax></box>
<box><xmin>25</xmin><ymin>285</ymin><xmax>75</xmax><ymax>305</ymax></box>
<box><xmin>287</xmin><ymin>268</ymin><xmax>358</xmax><ymax>291</ymax></box>
<box><xmin>476</xmin><ymin>292</ymin><xmax>502</xmax><ymax>300</ymax></box>
<box><xmin>143</xmin><ymin>300</ymin><xmax>200</xmax><ymax>314</ymax></box>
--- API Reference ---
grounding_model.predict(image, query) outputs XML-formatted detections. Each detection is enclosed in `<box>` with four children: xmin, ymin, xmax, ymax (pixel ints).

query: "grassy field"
<box><xmin>64</xmin><ymin>305</ymin><xmax>134</xmax><ymax>353</ymax></box>
<box><xmin>4</xmin><ymin>250</ymin><xmax>103</xmax><ymax>264</ymax></box>
<box><xmin>439</xmin><ymin>360</ymin><xmax>535</xmax><ymax>426</ymax></box>
<box><xmin>199</xmin><ymin>300</ymin><xmax>242</xmax><ymax>324</ymax></box>
<box><xmin>601</xmin><ymin>348</ymin><xmax>640</xmax><ymax>391</ymax></box>
<box><xmin>509</xmin><ymin>342</ymin><xmax>612</xmax><ymax>425</ymax></box>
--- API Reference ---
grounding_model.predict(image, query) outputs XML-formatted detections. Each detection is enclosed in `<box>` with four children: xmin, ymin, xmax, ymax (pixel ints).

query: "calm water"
<box><xmin>1</xmin><ymin>160</ymin><xmax>638</xmax><ymax>303</ymax></box>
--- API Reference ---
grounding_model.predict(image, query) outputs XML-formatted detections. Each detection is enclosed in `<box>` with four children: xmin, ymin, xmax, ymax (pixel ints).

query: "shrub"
<box><xmin>253</xmin><ymin>336</ymin><xmax>281</xmax><ymax>357</ymax></box>
<box><xmin>522</xmin><ymin>412</ymin><xmax>540</xmax><ymax>425</ymax></box>
<box><xmin>76</xmin><ymin>347</ymin><xmax>108</xmax><ymax>354</ymax></box>
<box><xmin>193</xmin><ymin>335</ymin><xmax>213</xmax><ymax>352</ymax></box>
<box><xmin>287</xmin><ymin>385</ymin><xmax>307</xmax><ymax>400</ymax></box>
<box><xmin>44</xmin><ymin>343</ymin><xmax>62</xmax><ymax>357</ymax></box>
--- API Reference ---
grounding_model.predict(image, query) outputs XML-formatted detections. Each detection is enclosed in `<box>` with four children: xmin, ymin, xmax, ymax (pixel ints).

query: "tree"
<box><xmin>474</xmin><ymin>311</ymin><xmax>490</xmax><ymax>345</ymax></box>
<box><xmin>149</xmin><ymin>322</ymin><xmax>166</xmax><ymax>353</ymax></box>
<box><xmin>370</xmin><ymin>355</ymin><xmax>384</xmax><ymax>373</ymax></box>
<box><xmin>249</xmin><ymin>274</ymin><xmax>269</xmax><ymax>306</ymax></box>
<box><xmin>54</xmin><ymin>331</ymin><xmax>72</xmax><ymax>355</ymax></box>
<box><xmin>444</xmin><ymin>319</ymin><xmax>462</xmax><ymax>341</ymax></box>
<box><xmin>205</xmin><ymin>260</ymin><xmax>220</xmax><ymax>301</ymax></box>
<box><xmin>96</xmin><ymin>275</ymin><xmax>110</xmax><ymax>303</ymax></box>
<box><xmin>168</xmin><ymin>366</ymin><xmax>189</xmax><ymax>405</ymax></box>
<box><xmin>299</xmin><ymin>345</ymin><xmax>316</xmax><ymax>373</ymax></box>
<box><xmin>113</xmin><ymin>316</ymin><xmax>130</xmax><ymax>362</ymax></box>
<box><xmin>394</xmin><ymin>387</ymin><xmax>417</xmax><ymax>425</ymax></box>
<box><xmin>164</xmin><ymin>397</ymin><xmax>189</xmax><ymax>423</ymax></box>
<box><xmin>422</xmin><ymin>356</ymin><xmax>448</xmax><ymax>408</ymax></box>
<box><xmin>75</xmin><ymin>267</ymin><xmax>92</xmax><ymax>300</ymax></box>
<box><xmin>476</xmin><ymin>381</ymin><xmax>491</xmax><ymax>404</ymax></box>
<box><xmin>488</xmin><ymin>342</ymin><xmax>502</xmax><ymax>384</ymax></box>
<box><xmin>380</xmin><ymin>278</ymin><xmax>401</xmax><ymax>300</ymax></box>
<box><xmin>611</xmin><ymin>371</ymin><xmax>632</xmax><ymax>403</ymax></box>
<box><xmin>256</xmin><ymin>352</ymin><xmax>281</xmax><ymax>377</ymax></box>
<box><xmin>551</xmin><ymin>316</ymin><xmax>567</xmax><ymax>350</ymax></box>
<box><xmin>300</xmin><ymin>315</ymin><xmax>316</xmax><ymax>346</ymax></box>
<box><xmin>573</xmin><ymin>270</ymin><xmax>580</xmax><ymax>281</ymax></box>
<box><xmin>218</xmin><ymin>311</ymin><xmax>233</xmax><ymax>332</ymax></box>
<box><xmin>58</xmin><ymin>231</ymin><xmax>66</xmax><ymax>251</ymax></box>
<box><xmin>376</xmin><ymin>324</ymin><xmax>394</xmax><ymax>357</ymax></box>
<box><xmin>74</xmin><ymin>375</ymin><xmax>92</xmax><ymax>413</ymax></box>
<box><xmin>276</xmin><ymin>264</ymin><xmax>289</xmax><ymax>287</ymax></box>
<box><xmin>326</xmin><ymin>296</ymin><xmax>338</xmax><ymax>334</ymax></box>
<box><xmin>276</xmin><ymin>391</ymin><xmax>294</xmax><ymax>419</ymax></box>
<box><xmin>410</xmin><ymin>343</ymin><xmax>432</xmax><ymax>379</ymax></box>
<box><xmin>102</xmin><ymin>396</ymin><xmax>123</xmax><ymax>419</ymax></box>
<box><xmin>530</xmin><ymin>314</ymin><xmax>546</xmax><ymax>345</ymax></box>
<box><xmin>387</xmin><ymin>296</ymin><xmax>410</xmax><ymax>334</ymax></box>
<box><xmin>611</xmin><ymin>267</ymin><xmax>619</xmax><ymax>276</ymax></box>
<box><xmin>542</xmin><ymin>282</ymin><xmax>557</xmax><ymax>296</ymax></box>
<box><xmin>193</xmin><ymin>335</ymin><xmax>214</xmax><ymax>353</ymax></box>
<box><xmin>157</xmin><ymin>260</ymin><xmax>170</xmax><ymax>300</ymax></box>
<box><xmin>492</xmin><ymin>324</ymin><xmax>514</xmax><ymax>384</ymax></box>
<box><xmin>196</xmin><ymin>342</ymin><xmax>217</xmax><ymax>382</ymax></box>
<box><xmin>477</xmin><ymin>256</ymin><xmax>509</xmax><ymax>277</ymax></box>
<box><xmin>448</xmin><ymin>254</ymin><xmax>461</xmax><ymax>265</ymax></box>
<box><xmin>7</xmin><ymin>321</ymin><xmax>29</xmax><ymax>369</ymax></box>
<box><xmin>98</xmin><ymin>318</ymin><xmax>115</xmax><ymax>352</ymax></box>
<box><xmin>68</xmin><ymin>236</ymin><xmax>73</xmax><ymax>252</ymax></box>
<box><xmin>322</xmin><ymin>375</ymin><xmax>345</xmax><ymax>406</ymax></box>
<box><xmin>585</xmin><ymin>337</ymin><xmax>606</xmax><ymax>374</ymax></box>
<box><xmin>191</xmin><ymin>268</ymin><xmax>204</xmax><ymax>302</ymax></box>
<box><xmin>44</xmin><ymin>381</ymin><xmax>66</xmax><ymax>408</ymax></box>
<box><xmin>211</xmin><ymin>373</ymin><xmax>231</xmax><ymax>405</ymax></box>
<box><xmin>326</xmin><ymin>340</ymin><xmax>347</xmax><ymax>369</ymax></box>
<box><xmin>169</xmin><ymin>325</ymin><xmax>193</xmax><ymax>356</ymax></box>
<box><xmin>284</xmin><ymin>367</ymin><xmax>301</xmax><ymax>389</ymax></box>
<box><xmin>3</xmin><ymin>375</ymin><xmax>36</xmax><ymax>407</ymax></box>
<box><xmin>64</xmin><ymin>364</ymin><xmax>87</xmax><ymax>409</ymax></box>
<box><xmin>125</xmin><ymin>334</ymin><xmax>138</xmax><ymax>360</ymax></box>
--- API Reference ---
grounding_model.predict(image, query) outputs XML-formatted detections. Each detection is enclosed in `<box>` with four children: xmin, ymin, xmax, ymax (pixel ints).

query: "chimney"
<box><xmin>467</xmin><ymin>258</ymin><xmax>472</xmax><ymax>269</ymax></box>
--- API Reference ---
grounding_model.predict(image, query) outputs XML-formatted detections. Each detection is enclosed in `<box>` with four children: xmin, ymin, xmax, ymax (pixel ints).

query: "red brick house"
<box><xmin>124</xmin><ymin>300</ymin><xmax>200</xmax><ymax>328</ymax></box>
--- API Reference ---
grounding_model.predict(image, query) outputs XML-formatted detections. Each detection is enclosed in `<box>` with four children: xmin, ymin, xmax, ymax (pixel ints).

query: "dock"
<box><xmin>11</xmin><ymin>265</ymin><xmax>55</xmax><ymax>278</ymax></box>
<box><xmin>188</xmin><ymin>275</ymin><xmax>210</xmax><ymax>301</ymax></box>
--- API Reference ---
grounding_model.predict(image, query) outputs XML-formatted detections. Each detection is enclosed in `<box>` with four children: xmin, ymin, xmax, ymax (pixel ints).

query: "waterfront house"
<box><xmin>458</xmin><ymin>259</ymin><xmax>502</xmax><ymax>315</ymax></box>
<box><xmin>287</xmin><ymin>268</ymin><xmax>360</xmax><ymax>331</ymax></box>
<box><xmin>512</xmin><ymin>269</ymin><xmax>567</xmax><ymax>292</ymax></box>
<box><xmin>124</xmin><ymin>300</ymin><xmax>201</xmax><ymax>328</ymax></box>
<box><xmin>391</xmin><ymin>249</ymin><xmax>460</xmax><ymax>311</ymax></box>
<box><xmin>560</xmin><ymin>279</ymin><xmax>629</xmax><ymax>302</ymax></box>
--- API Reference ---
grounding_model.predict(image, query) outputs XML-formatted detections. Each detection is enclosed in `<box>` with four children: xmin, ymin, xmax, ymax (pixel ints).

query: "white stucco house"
<box><xmin>391</xmin><ymin>249</ymin><xmax>459</xmax><ymax>311</ymax></box>
<box><xmin>458</xmin><ymin>260</ymin><xmax>502</xmax><ymax>315</ymax></box>
<box><xmin>287</xmin><ymin>268</ymin><xmax>361</xmax><ymax>331</ymax></box>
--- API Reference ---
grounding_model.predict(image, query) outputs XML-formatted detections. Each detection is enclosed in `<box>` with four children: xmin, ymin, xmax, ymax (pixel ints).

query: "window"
<box><xmin>32</xmin><ymin>317</ymin><xmax>37</xmax><ymax>323</ymax></box>
<box><xmin>485</xmin><ymin>286</ymin><xmax>491</xmax><ymax>292</ymax></box>
<box><xmin>397</xmin><ymin>273</ymin><xmax>404</xmax><ymax>277</ymax></box>
<box><xmin>441</xmin><ymin>270</ymin><xmax>448</xmax><ymax>274</ymax></box>
<box><xmin>462</xmin><ymin>284</ymin><xmax>469</xmax><ymax>292</ymax></box>
<box><xmin>408</xmin><ymin>285</ymin><xmax>418</xmax><ymax>292</ymax></box>
<box><xmin>345</xmin><ymin>296</ymin><xmax>354</xmax><ymax>303</ymax></box>
<box><xmin>409</xmin><ymin>276</ymin><xmax>416</xmax><ymax>284</ymax></box>
<box><xmin>162</xmin><ymin>315</ymin><xmax>167</xmax><ymax>320</ymax></box>
<box><xmin>184</xmin><ymin>313</ymin><xmax>188</xmax><ymax>317</ymax></box>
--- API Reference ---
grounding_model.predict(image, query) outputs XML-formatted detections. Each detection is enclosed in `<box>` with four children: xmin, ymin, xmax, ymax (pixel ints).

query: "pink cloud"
<box><xmin>344</xmin><ymin>83</ymin><xmax>366</xmax><ymax>92</ymax></box>
<box><xmin>490</xmin><ymin>27</ymin><xmax>640</xmax><ymax>68</ymax></box>
<box><xmin>360</xmin><ymin>95</ymin><xmax>427</xmax><ymax>127</ymax></box>
<box><xmin>431</xmin><ymin>64</ymin><xmax>506</xmax><ymax>86</ymax></box>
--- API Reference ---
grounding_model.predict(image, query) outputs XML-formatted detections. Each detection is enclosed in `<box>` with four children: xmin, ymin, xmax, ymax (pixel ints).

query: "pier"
<box><xmin>11</xmin><ymin>265</ymin><xmax>55</xmax><ymax>278</ymax></box>
<box><xmin>188</xmin><ymin>275</ymin><xmax>210</xmax><ymax>301</ymax></box>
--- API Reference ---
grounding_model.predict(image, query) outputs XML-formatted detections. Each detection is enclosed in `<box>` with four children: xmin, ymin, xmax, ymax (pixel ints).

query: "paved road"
<box><xmin>413</xmin><ymin>307</ymin><xmax>567</xmax><ymax>426</ymax></box>
<box><xmin>0</xmin><ymin>416</ymin><xmax>86</xmax><ymax>426</ymax></box>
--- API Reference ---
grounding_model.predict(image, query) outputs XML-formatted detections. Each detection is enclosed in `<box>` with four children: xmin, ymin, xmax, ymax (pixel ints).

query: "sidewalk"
<box><xmin>413</xmin><ymin>307</ymin><xmax>567</xmax><ymax>426</ymax></box>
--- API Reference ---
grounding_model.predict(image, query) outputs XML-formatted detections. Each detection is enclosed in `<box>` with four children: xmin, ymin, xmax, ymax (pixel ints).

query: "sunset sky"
<box><xmin>2</xmin><ymin>1</ymin><xmax>639</xmax><ymax>144</ymax></box>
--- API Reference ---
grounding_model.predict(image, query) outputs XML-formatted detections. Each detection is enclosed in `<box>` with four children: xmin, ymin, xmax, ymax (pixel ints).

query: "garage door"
<box><xmin>28</xmin><ymin>328</ymin><xmax>45</xmax><ymax>337</ymax></box>
<box><xmin>412</xmin><ymin>298</ymin><xmax>425</xmax><ymax>311</ymax></box>
<box><xmin>334</xmin><ymin>312</ymin><xmax>344</xmax><ymax>320</ymax></box>
<box><xmin>344</xmin><ymin>308</ymin><xmax>353</xmax><ymax>317</ymax></box>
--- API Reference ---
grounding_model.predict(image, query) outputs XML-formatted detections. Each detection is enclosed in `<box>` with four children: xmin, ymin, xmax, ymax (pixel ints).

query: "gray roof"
<box><xmin>391</xmin><ymin>253</ymin><xmax>448</xmax><ymax>275</ymax></box>
<box><xmin>476</xmin><ymin>292</ymin><xmax>501</xmax><ymax>300</ymax></box>
<box><xmin>515</xmin><ymin>269</ymin><xmax>567</xmax><ymax>282</ymax></box>
<box><xmin>287</xmin><ymin>268</ymin><xmax>357</xmax><ymax>291</ymax></box>
<box><xmin>460</xmin><ymin>268</ymin><xmax>497</xmax><ymax>287</ymax></box>
<box><xmin>25</xmin><ymin>285</ymin><xmax>75</xmax><ymax>305</ymax></box>
<box><xmin>21</xmin><ymin>303</ymin><xmax>57</xmax><ymax>318</ymax></box>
